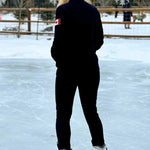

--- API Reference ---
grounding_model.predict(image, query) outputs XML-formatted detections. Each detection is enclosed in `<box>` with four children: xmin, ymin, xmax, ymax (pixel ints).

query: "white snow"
<box><xmin>0</xmin><ymin>13</ymin><xmax>150</xmax><ymax>150</ymax></box>
<box><xmin>101</xmin><ymin>13</ymin><xmax>150</xmax><ymax>36</ymax></box>
<box><xmin>0</xmin><ymin>36</ymin><xmax>150</xmax><ymax>63</ymax></box>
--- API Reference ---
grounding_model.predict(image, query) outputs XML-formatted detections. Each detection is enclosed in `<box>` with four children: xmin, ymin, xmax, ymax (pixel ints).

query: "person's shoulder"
<box><xmin>83</xmin><ymin>1</ymin><xmax>99</xmax><ymax>14</ymax></box>
<box><xmin>90</xmin><ymin>5</ymin><xmax>100</xmax><ymax>16</ymax></box>
<box><xmin>56</xmin><ymin>5</ymin><xmax>64</xmax><ymax>13</ymax></box>
<box><xmin>56</xmin><ymin>3</ymin><xmax>68</xmax><ymax>14</ymax></box>
<box><xmin>84</xmin><ymin>1</ymin><xmax>97</xmax><ymax>10</ymax></box>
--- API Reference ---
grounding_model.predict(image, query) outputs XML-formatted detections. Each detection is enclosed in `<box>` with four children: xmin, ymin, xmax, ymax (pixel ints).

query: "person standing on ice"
<box><xmin>123</xmin><ymin>0</ymin><xmax>132</xmax><ymax>29</ymax></box>
<box><xmin>51</xmin><ymin>0</ymin><xmax>107</xmax><ymax>149</ymax></box>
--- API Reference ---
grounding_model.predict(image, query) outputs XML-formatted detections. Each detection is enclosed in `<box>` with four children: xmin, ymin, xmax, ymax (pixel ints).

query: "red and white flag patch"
<box><xmin>55</xmin><ymin>18</ymin><xmax>61</xmax><ymax>25</ymax></box>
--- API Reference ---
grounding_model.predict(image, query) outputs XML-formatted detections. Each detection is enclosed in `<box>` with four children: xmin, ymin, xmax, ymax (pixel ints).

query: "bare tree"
<box><xmin>15</xmin><ymin>0</ymin><xmax>27</xmax><ymax>38</ymax></box>
<box><xmin>95</xmin><ymin>0</ymin><xmax>118</xmax><ymax>7</ymax></box>
<box><xmin>26</xmin><ymin>0</ymin><xmax>34</xmax><ymax>8</ymax></box>
<box><xmin>142</xmin><ymin>0</ymin><xmax>150</xmax><ymax>6</ymax></box>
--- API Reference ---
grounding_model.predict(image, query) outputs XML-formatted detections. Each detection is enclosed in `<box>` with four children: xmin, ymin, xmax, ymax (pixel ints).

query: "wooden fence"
<box><xmin>0</xmin><ymin>8</ymin><xmax>150</xmax><ymax>38</ymax></box>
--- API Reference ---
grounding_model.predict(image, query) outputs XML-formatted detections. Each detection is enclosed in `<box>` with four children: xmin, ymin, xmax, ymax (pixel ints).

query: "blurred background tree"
<box><xmin>39</xmin><ymin>0</ymin><xmax>55</xmax><ymax>21</ymax></box>
<box><xmin>0</xmin><ymin>0</ymin><xmax>150</xmax><ymax>8</ymax></box>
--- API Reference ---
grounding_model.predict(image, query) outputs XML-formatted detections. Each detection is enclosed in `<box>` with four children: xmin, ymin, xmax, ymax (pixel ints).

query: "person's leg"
<box><xmin>127</xmin><ymin>23</ymin><xmax>130</xmax><ymax>29</ymax></box>
<box><xmin>78</xmin><ymin>66</ymin><xmax>105</xmax><ymax>147</ymax></box>
<box><xmin>55</xmin><ymin>68</ymin><xmax>77</xmax><ymax>150</ymax></box>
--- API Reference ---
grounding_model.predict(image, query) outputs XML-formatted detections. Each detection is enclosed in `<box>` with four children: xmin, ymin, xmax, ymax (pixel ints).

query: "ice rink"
<box><xmin>0</xmin><ymin>37</ymin><xmax>150</xmax><ymax>150</ymax></box>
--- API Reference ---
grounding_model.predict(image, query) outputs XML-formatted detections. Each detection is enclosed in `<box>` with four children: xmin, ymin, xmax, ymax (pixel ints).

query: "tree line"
<box><xmin>95</xmin><ymin>0</ymin><xmax>150</xmax><ymax>7</ymax></box>
<box><xmin>0</xmin><ymin>0</ymin><xmax>55</xmax><ymax>21</ymax></box>
<box><xmin>1</xmin><ymin>0</ymin><xmax>150</xmax><ymax>8</ymax></box>
<box><xmin>0</xmin><ymin>0</ymin><xmax>149</xmax><ymax>21</ymax></box>
<box><xmin>0</xmin><ymin>0</ymin><xmax>56</xmax><ymax>8</ymax></box>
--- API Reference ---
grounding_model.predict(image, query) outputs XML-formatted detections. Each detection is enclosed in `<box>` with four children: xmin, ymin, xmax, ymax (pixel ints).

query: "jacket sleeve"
<box><xmin>51</xmin><ymin>7</ymin><xmax>64</xmax><ymax>61</ymax></box>
<box><xmin>94</xmin><ymin>11</ymin><xmax>104</xmax><ymax>51</ymax></box>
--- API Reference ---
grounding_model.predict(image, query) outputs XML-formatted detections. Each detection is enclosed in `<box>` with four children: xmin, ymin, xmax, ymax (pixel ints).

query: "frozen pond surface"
<box><xmin>0</xmin><ymin>58</ymin><xmax>150</xmax><ymax>150</ymax></box>
<box><xmin>0</xmin><ymin>12</ymin><xmax>150</xmax><ymax>150</ymax></box>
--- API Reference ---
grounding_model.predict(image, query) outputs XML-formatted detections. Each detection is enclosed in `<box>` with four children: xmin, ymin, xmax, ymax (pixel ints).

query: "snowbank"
<box><xmin>0</xmin><ymin>35</ymin><xmax>149</xmax><ymax>64</ymax></box>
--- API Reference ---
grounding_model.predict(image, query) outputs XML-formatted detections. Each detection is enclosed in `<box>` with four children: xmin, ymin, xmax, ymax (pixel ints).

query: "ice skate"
<box><xmin>93</xmin><ymin>144</ymin><xmax>107</xmax><ymax>150</ymax></box>
<box><xmin>59</xmin><ymin>149</ymin><xmax>72</xmax><ymax>150</ymax></box>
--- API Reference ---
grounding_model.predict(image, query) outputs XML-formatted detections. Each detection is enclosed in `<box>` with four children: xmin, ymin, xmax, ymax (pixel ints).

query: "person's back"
<box><xmin>51</xmin><ymin>0</ymin><xmax>106</xmax><ymax>150</ymax></box>
<box><xmin>51</xmin><ymin>0</ymin><xmax>103</xmax><ymax>68</ymax></box>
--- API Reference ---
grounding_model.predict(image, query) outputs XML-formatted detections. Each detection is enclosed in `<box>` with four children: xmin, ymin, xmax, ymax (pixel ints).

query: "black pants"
<box><xmin>55</xmin><ymin>64</ymin><xmax>105</xmax><ymax>149</ymax></box>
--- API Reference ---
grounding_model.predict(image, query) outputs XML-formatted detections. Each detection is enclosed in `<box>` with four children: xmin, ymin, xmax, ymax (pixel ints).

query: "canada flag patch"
<box><xmin>55</xmin><ymin>18</ymin><xmax>61</xmax><ymax>25</ymax></box>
